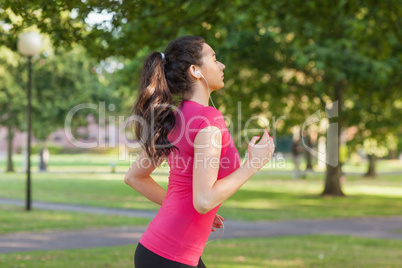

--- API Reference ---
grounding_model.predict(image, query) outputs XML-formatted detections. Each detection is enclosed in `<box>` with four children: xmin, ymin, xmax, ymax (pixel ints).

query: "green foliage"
<box><xmin>30</xmin><ymin>45</ymin><xmax>119</xmax><ymax>141</ymax></box>
<box><xmin>1</xmin><ymin>44</ymin><xmax>122</xmax><ymax>146</ymax></box>
<box><xmin>0</xmin><ymin>46</ymin><xmax>26</xmax><ymax>131</ymax></box>
<box><xmin>0</xmin><ymin>1</ymin><xmax>87</xmax><ymax>50</ymax></box>
<box><xmin>1</xmin><ymin>0</ymin><xmax>401</xmax><ymax>191</ymax></box>
<box><xmin>30</xmin><ymin>144</ymin><xmax>63</xmax><ymax>155</ymax></box>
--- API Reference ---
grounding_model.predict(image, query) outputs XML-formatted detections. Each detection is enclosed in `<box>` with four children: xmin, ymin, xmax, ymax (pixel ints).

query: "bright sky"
<box><xmin>71</xmin><ymin>8</ymin><xmax>115</xmax><ymax>30</ymax></box>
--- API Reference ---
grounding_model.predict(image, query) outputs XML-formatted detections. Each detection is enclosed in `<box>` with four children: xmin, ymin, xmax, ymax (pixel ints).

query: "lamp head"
<box><xmin>18</xmin><ymin>32</ymin><xmax>43</xmax><ymax>57</ymax></box>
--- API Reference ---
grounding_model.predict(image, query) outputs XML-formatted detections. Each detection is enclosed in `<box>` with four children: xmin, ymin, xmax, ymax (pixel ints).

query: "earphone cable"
<box><xmin>199</xmin><ymin>73</ymin><xmax>216</xmax><ymax>109</ymax></box>
<box><xmin>206</xmin><ymin>217</ymin><xmax>224</xmax><ymax>245</ymax></box>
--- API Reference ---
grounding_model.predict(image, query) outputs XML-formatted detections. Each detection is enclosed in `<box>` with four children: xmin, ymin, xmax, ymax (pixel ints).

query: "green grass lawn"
<box><xmin>222</xmin><ymin>173</ymin><xmax>402</xmax><ymax>221</ymax></box>
<box><xmin>2</xmin><ymin>153</ymin><xmax>401</xmax><ymax>174</ymax></box>
<box><xmin>0</xmin><ymin>154</ymin><xmax>137</xmax><ymax>173</ymax></box>
<box><xmin>0</xmin><ymin>172</ymin><xmax>163</xmax><ymax>211</ymax></box>
<box><xmin>1</xmin><ymin>235</ymin><xmax>401</xmax><ymax>268</ymax></box>
<box><xmin>0</xmin><ymin>205</ymin><xmax>150</xmax><ymax>234</ymax></box>
<box><xmin>1</xmin><ymin>171</ymin><xmax>401</xmax><ymax>224</ymax></box>
<box><xmin>0</xmin><ymin>156</ymin><xmax>401</xmax><ymax>267</ymax></box>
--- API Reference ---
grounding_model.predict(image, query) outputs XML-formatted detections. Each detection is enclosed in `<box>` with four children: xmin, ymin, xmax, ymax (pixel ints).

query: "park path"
<box><xmin>1</xmin><ymin>198</ymin><xmax>402</xmax><ymax>253</ymax></box>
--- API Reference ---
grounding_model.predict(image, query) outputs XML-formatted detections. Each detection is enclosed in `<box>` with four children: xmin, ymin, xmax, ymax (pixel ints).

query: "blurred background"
<box><xmin>0</xmin><ymin>1</ymin><xmax>401</xmax><ymax>267</ymax></box>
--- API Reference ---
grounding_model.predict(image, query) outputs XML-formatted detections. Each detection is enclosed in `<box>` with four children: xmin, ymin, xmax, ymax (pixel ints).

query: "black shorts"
<box><xmin>134</xmin><ymin>243</ymin><xmax>206</xmax><ymax>268</ymax></box>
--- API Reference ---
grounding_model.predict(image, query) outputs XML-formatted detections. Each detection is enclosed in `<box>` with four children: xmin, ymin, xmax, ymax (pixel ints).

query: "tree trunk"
<box><xmin>322</xmin><ymin>164</ymin><xmax>344</xmax><ymax>196</ymax></box>
<box><xmin>6</xmin><ymin>124</ymin><xmax>14</xmax><ymax>172</ymax></box>
<box><xmin>304</xmin><ymin>134</ymin><xmax>313</xmax><ymax>171</ymax></box>
<box><xmin>364</xmin><ymin>154</ymin><xmax>376</xmax><ymax>177</ymax></box>
<box><xmin>39</xmin><ymin>146</ymin><xmax>49</xmax><ymax>172</ymax></box>
<box><xmin>322</xmin><ymin>82</ymin><xmax>345</xmax><ymax>196</ymax></box>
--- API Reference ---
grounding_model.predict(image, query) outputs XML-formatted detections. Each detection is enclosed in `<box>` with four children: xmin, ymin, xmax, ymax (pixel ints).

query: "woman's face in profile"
<box><xmin>199</xmin><ymin>43</ymin><xmax>226</xmax><ymax>92</ymax></box>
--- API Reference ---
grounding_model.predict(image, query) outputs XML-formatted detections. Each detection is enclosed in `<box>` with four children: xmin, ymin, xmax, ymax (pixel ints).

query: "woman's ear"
<box><xmin>189</xmin><ymin>65</ymin><xmax>201</xmax><ymax>79</ymax></box>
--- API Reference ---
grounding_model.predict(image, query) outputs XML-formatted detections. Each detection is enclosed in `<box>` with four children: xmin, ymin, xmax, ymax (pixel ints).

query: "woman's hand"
<box><xmin>211</xmin><ymin>214</ymin><xmax>224</xmax><ymax>232</ymax></box>
<box><xmin>245</xmin><ymin>130</ymin><xmax>275</xmax><ymax>171</ymax></box>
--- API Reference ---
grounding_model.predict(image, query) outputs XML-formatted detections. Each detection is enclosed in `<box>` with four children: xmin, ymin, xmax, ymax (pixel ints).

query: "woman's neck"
<box><xmin>188</xmin><ymin>83</ymin><xmax>210</xmax><ymax>107</ymax></box>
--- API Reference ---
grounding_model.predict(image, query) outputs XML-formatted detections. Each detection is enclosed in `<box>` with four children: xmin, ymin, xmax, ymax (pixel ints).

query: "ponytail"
<box><xmin>133</xmin><ymin>52</ymin><xmax>178</xmax><ymax>161</ymax></box>
<box><xmin>132</xmin><ymin>36</ymin><xmax>205</xmax><ymax>162</ymax></box>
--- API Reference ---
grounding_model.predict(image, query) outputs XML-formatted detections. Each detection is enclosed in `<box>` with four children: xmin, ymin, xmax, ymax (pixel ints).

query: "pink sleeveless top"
<box><xmin>139</xmin><ymin>100</ymin><xmax>241</xmax><ymax>266</ymax></box>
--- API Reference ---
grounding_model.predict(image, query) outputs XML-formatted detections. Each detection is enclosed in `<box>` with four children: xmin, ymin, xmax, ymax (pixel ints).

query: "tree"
<box><xmin>0</xmin><ymin>43</ymin><xmax>118</xmax><ymax>171</ymax></box>
<box><xmin>199</xmin><ymin>0</ymin><xmax>401</xmax><ymax>194</ymax></box>
<box><xmin>0</xmin><ymin>0</ymin><xmax>232</xmax><ymax>59</ymax></box>
<box><xmin>263</xmin><ymin>0</ymin><xmax>401</xmax><ymax>195</ymax></box>
<box><xmin>3</xmin><ymin>0</ymin><xmax>400</xmax><ymax>195</ymax></box>
<box><xmin>0</xmin><ymin>5</ymin><xmax>123</xmax><ymax>172</ymax></box>
<box><xmin>31</xmin><ymin>45</ymin><xmax>118</xmax><ymax>141</ymax></box>
<box><xmin>0</xmin><ymin>46</ymin><xmax>25</xmax><ymax>172</ymax></box>
<box><xmin>346</xmin><ymin>48</ymin><xmax>402</xmax><ymax>177</ymax></box>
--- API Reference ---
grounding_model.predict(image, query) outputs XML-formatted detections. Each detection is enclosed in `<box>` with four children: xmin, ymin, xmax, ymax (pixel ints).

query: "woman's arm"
<box><xmin>193</xmin><ymin>127</ymin><xmax>274</xmax><ymax>214</ymax></box>
<box><xmin>124</xmin><ymin>150</ymin><xmax>166</xmax><ymax>206</ymax></box>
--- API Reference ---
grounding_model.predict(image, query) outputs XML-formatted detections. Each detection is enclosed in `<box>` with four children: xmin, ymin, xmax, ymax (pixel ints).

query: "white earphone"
<box><xmin>194</xmin><ymin>70</ymin><xmax>216</xmax><ymax>109</ymax></box>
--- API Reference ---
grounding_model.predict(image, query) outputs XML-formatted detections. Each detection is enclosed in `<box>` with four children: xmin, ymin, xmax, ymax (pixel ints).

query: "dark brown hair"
<box><xmin>132</xmin><ymin>36</ymin><xmax>205</xmax><ymax>161</ymax></box>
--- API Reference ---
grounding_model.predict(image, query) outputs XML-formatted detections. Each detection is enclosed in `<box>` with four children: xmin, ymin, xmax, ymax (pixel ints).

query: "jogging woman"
<box><xmin>124</xmin><ymin>35</ymin><xmax>275</xmax><ymax>268</ymax></box>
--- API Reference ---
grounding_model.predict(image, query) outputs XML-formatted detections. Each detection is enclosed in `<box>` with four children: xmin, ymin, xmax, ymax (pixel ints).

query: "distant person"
<box><xmin>39</xmin><ymin>147</ymin><xmax>49</xmax><ymax>172</ymax></box>
<box><xmin>291</xmin><ymin>138</ymin><xmax>303</xmax><ymax>179</ymax></box>
<box><xmin>124</xmin><ymin>36</ymin><xmax>275</xmax><ymax>268</ymax></box>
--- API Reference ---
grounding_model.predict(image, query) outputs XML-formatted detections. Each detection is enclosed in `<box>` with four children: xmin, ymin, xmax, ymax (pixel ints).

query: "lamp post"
<box><xmin>17</xmin><ymin>32</ymin><xmax>42</xmax><ymax>211</ymax></box>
